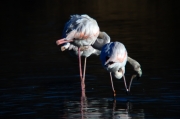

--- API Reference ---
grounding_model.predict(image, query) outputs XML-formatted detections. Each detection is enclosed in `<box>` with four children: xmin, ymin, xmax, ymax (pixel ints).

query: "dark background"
<box><xmin>1</xmin><ymin>0</ymin><xmax>180</xmax><ymax>118</ymax></box>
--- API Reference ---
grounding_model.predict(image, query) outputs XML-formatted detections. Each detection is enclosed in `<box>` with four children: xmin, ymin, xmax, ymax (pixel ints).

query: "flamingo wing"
<box><xmin>100</xmin><ymin>42</ymin><xmax>127</xmax><ymax>66</ymax></box>
<box><xmin>63</xmin><ymin>15</ymin><xmax>99</xmax><ymax>43</ymax></box>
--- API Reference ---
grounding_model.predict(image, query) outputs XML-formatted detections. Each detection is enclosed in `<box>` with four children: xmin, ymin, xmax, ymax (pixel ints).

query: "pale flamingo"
<box><xmin>100</xmin><ymin>42</ymin><xmax>142</xmax><ymax>96</ymax></box>
<box><xmin>56</xmin><ymin>14</ymin><xmax>110</xmax><ymax>91</ymax></box>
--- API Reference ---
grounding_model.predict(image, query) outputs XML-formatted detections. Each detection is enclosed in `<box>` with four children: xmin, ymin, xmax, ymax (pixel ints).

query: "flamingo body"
<box><xmin>58</xmin><ymin>14</ymin><xmax>100</xmax><ymax>47</ymax></box>
<box><xmin>100</xmin><ymin>41</ymin><xmax>142</xmax><ymax>95</ymax></box>
<box><xmin>100</xmin><ymin>42</ymin><xmax>129</xmax><ymax>95</ymax></box>
<box><xmin>56</xmin><ymin>14</ymin><xmax>102</xmax><ymax>91</ymax></box>
<box><xmin>100</xmin><ymin>42</ymin><xmax>127</xmax><ymax>79</ymax></box>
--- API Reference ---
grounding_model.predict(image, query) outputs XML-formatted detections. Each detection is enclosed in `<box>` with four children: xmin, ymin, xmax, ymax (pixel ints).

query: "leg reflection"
<box><xmin>126</xmin><ymin>101</ymin><xmax>132</xmax><ymax>113</ymax></box>
<box><xmin>112</xmin><ymin>99</ymin><xmax>116</xmax><ymax>118</ymax></box>
<box><xmin>112</xmin><ymin>100</ymin><xmax>133</xmax><ymax>118</ymax></box>
<box><xmin>81</xmin><ymin>90</ymin><xmax>87</xmax><ymax>119</ymax></box>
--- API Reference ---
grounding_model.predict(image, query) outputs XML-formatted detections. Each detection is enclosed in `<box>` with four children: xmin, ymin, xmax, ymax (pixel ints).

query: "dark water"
<box><xmin>1</xmin><ymin>0</ymin><xmax>180</xmax><ymax>118</ymax></box>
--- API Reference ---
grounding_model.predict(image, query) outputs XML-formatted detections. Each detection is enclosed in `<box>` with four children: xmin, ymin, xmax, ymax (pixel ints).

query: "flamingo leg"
<box><xmin>110</xmin><ymin>72</ymin><xmax>116</xmax><ymax>97</ymax></box>
<box><xmin>121</xmin><ymin>69</ymin><xmax>129</xmax><ymax>93</ymax></box>
<box><xmin>128</xmin><ymin>75</ymin><xmax>136</xmax><ymax>92</ymax></box>
<box><xmin>122</xmin><ymin>75</ymin><xmax>129</xmax><ymax>93</ymax></box>
<box><xmin>83</xmin><ymin>57</ymin><xmax>87</xmax><ymax>81</ymax></box>
<box><xmin>78</xmin><ymin>48</ymin><xmax>85</xmax><ymax>91</ymax></box>
<box><xmin>78</xmin><ymin>48</ymin><xmax>83</xmax><ymax>79</ymax></box>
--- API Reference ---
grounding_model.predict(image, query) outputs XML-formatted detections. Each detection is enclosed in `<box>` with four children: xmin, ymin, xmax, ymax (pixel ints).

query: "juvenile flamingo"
<box><xmin>100</xmin><ymin>42</ymin><xmax>142</xmax><ymax>96</ymax></box>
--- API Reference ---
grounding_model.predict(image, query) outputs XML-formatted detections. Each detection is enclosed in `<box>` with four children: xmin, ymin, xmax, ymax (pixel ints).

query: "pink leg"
<box><xmin>78</xmin><ymin>48</ymin><xmax>85</xmax><ymax>91</ymax></box>
<box><xmin>110</xmin><ymin>72</ymin><xmax>116</xmax><ymax>97</ymax></box>
<box><xmin>122</xmin><ymin>75</ymin><xmax>128</xmax><ymax>92</ymax></box>
<box><xmin>128</xmin><ymin>75</ymin><xmax>136</xmax><ymax>92</ymax></box>
<box><xmin>121</xmin><ymin>69</ymin><xmax>128</xmax><ymax>92</ymax></box>
<box><xmin>78</xmin><ymin>48</ymin><xmax>83</xmax><ymax>79</ymax></box>
<box><xmin>82</xmin><ymin>57</ymin><xmax>87</xmax><ymax>80</ymax></box>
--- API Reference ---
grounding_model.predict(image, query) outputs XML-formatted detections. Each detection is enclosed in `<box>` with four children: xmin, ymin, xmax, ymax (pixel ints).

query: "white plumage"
<box><xmin>67</xmin><ymin>44</ymin><xmax>100</xmax><ymax>57</ymax></box>
<box><xmin>57</xmin><ymin>14</ymin><xmax>100</xmax><ymax>46</ymax></box>
<box><xmin>100</xmin><ymin>42</ymin><xmax>127</xmax><ymax>79</ymax></box>
<box><xmin>56</xmin><ymin>14</ymin><xmax>110</xmax><ymax>91</ymax></box>
<box><xmin>100</xmin><ymin>41</ymin><xmax>142</xmax><ymax>96</ymax></box>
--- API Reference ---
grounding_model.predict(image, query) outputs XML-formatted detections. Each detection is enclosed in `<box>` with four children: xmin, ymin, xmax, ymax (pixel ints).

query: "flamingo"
<box><xmin>100</xmin><ymin>42</ymin><xmax>142</xmax><ymax>96</ymax></box>
<box><xmin>56</xmin><ymin>14</ymin><xmax>110</xmax><ymax>91</ymax></box>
